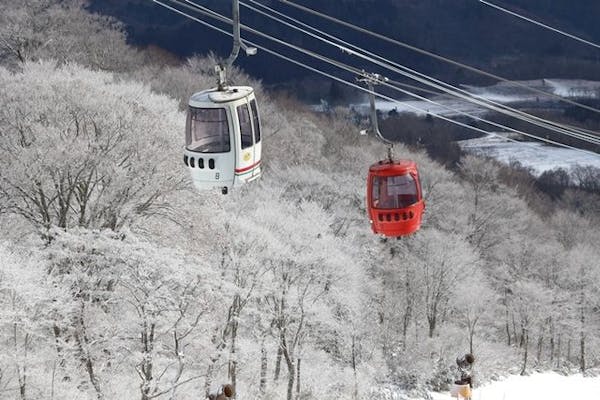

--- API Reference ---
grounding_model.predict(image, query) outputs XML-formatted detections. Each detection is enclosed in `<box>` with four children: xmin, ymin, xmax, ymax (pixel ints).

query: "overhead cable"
<box><xmin>479</xmin><ymin>0</ymin><xmax>600</xmax><ymax>50</ymax></box>
<box><xmin>244</xmin><ymin>0</ymin><xmax>441</xmax><ymax>97</ymax></box>
<box><xmin>152</xmin><ymin>0</ymin><xmax>600</xmax><ymax>156</ymax></box>
<box><xmin>241</xmin><ymin>0</ymin><xmax>600</xmax><ymax>145</ymax></box>
<box><xmin>275</xmin><ymin>0</ymin><xmax>600</xmax><ymax>115</ymax></box>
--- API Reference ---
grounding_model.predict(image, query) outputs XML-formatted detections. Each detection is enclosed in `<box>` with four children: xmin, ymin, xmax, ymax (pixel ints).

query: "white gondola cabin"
<box><xmin>183</xmin><ymin>86</ymin><xmax>262</xmax><ymax>194</ymax></box>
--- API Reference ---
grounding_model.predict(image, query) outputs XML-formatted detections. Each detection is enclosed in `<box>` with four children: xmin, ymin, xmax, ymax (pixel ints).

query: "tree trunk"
<box><xmin>402</xmin><ymin>311</ymin><xmax>410</xmax><ymax>350</ymax></box>
<box><xmin>504</xmin><ymin>290</ymin><xmax>511</xmax><ymax>346</ymax></box>
<box><xmin>295</xmin><ymin>358</ymin><xmax>301</xmax><ymax>400</ymax></box>
<box><xmin>14</xmin><ymin>324</ymin><xmax>27</xmax><ymax>400</ymax></box>
<box><xmin>205</xmin><ymin>328</ymin><xmax>230</xmax><ymax>398</ymax></box>
<box><xmin>512</xmin><ymin>314</ymin><xmax>518</xmax><ymax>346</ymax></box>
<box><xmin>169</xmin><ymin>331</ymin><xmax>185</xmax><ymax>400</ymax></box>
<box><xmin>469</xmin><ymin>321</ymin><xmax>475</xmax><ymax>355</ymax></box>
<box><xmin>75</xmin><ymin>303</ymin><xmax>103</xmax><ymax>399</ymax></box>
<box><xmin>352</xmin><ymin>335</ymin><xmax>358</xmax><ymax>400</ymax></box>
<box><xmin>286</xmin><ymin>366</ymin><xmax>295</xmax><ymax>400</ymax></box>
<box><xmin>19</xmin><ymin>372</ymin><xmax>26</xmax><ymax>400</ymax></box>
<box><xmin>556</xmin><ymin>335</ymin><xmax>561</xmax><ymax>368</ymax></box>
<box><xmin>580</xmin><ymin>336</ymin><xmax>586</xmax><ymax>373</ymax></box>
<box><xmin>76</xmin><ymin>169</ymin><xmax>95</xmax><ymax>227</ymax></box>
<box><xmin>580</xmin><ymin>298</ymin><xmax>586</xmax><ymax>373</ymax></box>
<box><xmin>402</xmin><ymin>264</ymin><xmax>413</xmax><ymax>350</ymax></box>
<box><xmin>414</xmin><ymin>316</ymin><xmax>420</xmax><ymax>346</ymax></box>
<box><xmin>549</xmin><ymin>325</ymin><xmax>555</xmax><ymax>364</ymax></box>
<box><xmin>17</xmin><ymin>362</ymin><xmax>26</xmax><ymax>400</ymax></box>
<box><xmin>536</xmin><ymin>335</ymin><xmax>543</xmax><ymax>366</ymax></box>
<box><xmin>205</xmin><ymin>359</ymin><xmax>216</xmax><ymax>398</ymax></box>
<box><xmin>273</xmin><ymin>291</ymin><xmax>286</xmax><ymax>383</ymax></box>
<box><xmin>519</xmin><ymin>326</ymin><xmax>526</xmax><ymax>348</ymax></box>
<box><xmin>259</xmin><ymin>342</ymin><xmax>267</xmax><ymax>396</ymax></box>
<box><xmin>140</xmin><ymin>322</ymin><xmax>155</xmax><ymax>400</ymax></box>
<box><xmin>274</xmin><ymin>344</ymin><xmax>283</xmax><ymax>381</ymax></box>
<box><xmin>281</xmin><ymin>334</ymin><xmax>295</xmax><ymax>400</ymax></box>
<box><xmin>520</xmin><ymin>331</ymin><xmax>528</xmax><ymax>375</ymax></box>
<box><xmin>52</xmin><ymin>325</ymin><xmax>67</xmax><ymax>368</ymax></box>
<box><xmin>428</xmin><ymin>314</ymin><xmax>436</xmax><ymax>338</ymax></box>
<box><xmin>228</xmin><ymin>321</ymin><xmax>238</xmax><ymax>398</ymax></box>
<box><xmin>51</xmin><ymin>360</ymin><xmax>57</xmax><ymax>400</ymax></box>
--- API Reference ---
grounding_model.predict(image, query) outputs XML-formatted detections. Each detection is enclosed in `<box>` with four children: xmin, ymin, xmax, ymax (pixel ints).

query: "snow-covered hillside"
<box><xmin>2</xmin><ymin>3</ymin><xmax>600</xmax><ymax>400</ymax></box>
<box><xmin>458</xmin><ymin>134</ymin><xmax>600</xmax><ymax>176</ymax></box>
<box><xmin>341</xmin><ymin>80</ymin><xmax>600</xmax><ymax>175</ymax></box>
<box><xmin>430</xmin><ymin>372</ymin><xmax>600</xmax><ymax>400</ymax></box>
<box><xmin>348</xmin><ymin>79</ymin><xmax>600</xmax><ymax>118</ymax></box>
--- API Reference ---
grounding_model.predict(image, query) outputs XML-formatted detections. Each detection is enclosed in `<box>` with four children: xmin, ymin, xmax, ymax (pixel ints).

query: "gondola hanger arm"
<box><xmin>218</xmin><ymin>0</ymin><xmax>257</xmax><ymax>90</ymax></box>
<box><xmin>357</xmin><ymin>71</ymin><xmax>394</xmax><ymax>159</ymax></box>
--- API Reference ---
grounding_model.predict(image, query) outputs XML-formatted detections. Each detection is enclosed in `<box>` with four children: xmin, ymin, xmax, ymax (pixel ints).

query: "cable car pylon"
<box><xmin>359</xmin><ymin>72</ymin><xmax>425</xmax><ymax>238</ymax></box>
<box><xmin>183</xmin><ymin>0</ymin><xmax>263</xmax><ymax>195</ymax></box>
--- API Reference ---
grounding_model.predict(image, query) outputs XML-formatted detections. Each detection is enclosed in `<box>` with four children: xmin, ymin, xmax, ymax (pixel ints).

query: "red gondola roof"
<box><xmin>369</xmin><ymin>159</ymin><xmax>418</xmax><ymax>176</ymax></box>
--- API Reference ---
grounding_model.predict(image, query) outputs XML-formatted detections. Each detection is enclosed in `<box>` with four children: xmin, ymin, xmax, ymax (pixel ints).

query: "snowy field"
<box><xmin>429</xmin><ymin>372</ymin><xmax>600</xmax><ymax>400</ymax></box>
<box><xmin>336</xmin><ymin>79</ymin><xmax>600</xmax><ymax>175</ymax></box>
<box><xmin>347</xmin><ymin>79</ymin><xmax>600</xmax><ymax>118</ymax></box>
<box><xmin>458</xmin><ymin>134</ymin><xmax>600</xmax><ymax>176</ymax></box>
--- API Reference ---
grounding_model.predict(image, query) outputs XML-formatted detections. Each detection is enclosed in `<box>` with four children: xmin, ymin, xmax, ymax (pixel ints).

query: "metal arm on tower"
<box><xmin>216</xmin><ymin>0</ymin><xmax>257</xmax><ymax>90</ymax></box>
<box><xmin>358</xmin><ymin>71</ymin><xmax>394</xmax><ymax>161</ymax></box>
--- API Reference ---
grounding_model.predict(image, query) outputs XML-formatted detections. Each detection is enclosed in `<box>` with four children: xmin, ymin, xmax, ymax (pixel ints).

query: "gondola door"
<box><xmin>185</xmin><ymin>104</ymin><xmax>236</xmax><ymax>193</ymax></box>
<box><xmin>249</xmin><ymin>98</ymin><xmax>262</xmax><ymax>181</ymax></box>
<box><xmin>234</xmin><ymin>98</ymin><xmax>262</xmax><ymax>184</ymax></box>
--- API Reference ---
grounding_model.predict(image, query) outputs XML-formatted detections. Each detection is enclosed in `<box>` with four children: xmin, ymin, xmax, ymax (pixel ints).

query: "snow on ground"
<box><xmin>458</xmin><ymin>134</ymin><xmax>600</xmax><ymax>176</ymax></box>
<box><xmin>351</xmin><ymin>96</ymin><xmax>490</xmax><ymax>118</ymax></box>
<box><xmin>344</xmin><ymin>79</ymin><xmax>600</xmax><ymax>118</ymax></box>
<box><xmin>429</xmin><ymin>372</ymin><xmax>600</xmax><ymax>400</ymax></box>
<box><xmin>545</xmin><ymin>79</ymin><xmax>600</xmax><ymax>99</ymax></box>
<box><xmin>314</xmin><ymin>79</ymin><xmax>600</xmax><ymax>176</ymax></box>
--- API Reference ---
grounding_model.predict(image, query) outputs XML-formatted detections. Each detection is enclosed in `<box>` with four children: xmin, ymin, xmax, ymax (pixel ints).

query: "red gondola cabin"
<box><xmin>367</xmin><ymin>159</ymin><xmax>425</xmax><ymax>237</ymax></box>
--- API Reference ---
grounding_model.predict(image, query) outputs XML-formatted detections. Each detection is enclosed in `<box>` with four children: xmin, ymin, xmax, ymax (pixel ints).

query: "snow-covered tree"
<box><xmin>0</xmin><ymin>244</ymin><xmax>56</xmax><ymax>400</ymax></box>
<box><xmin>561</xmin><ymin>244</ymin><xmax>600</xmax><ymax>373</ymax></box>
<box><xmin>0</xmin><ymin>62</ymin><xmax>185</xmax><ymax>238</ymax></box>
<box><xmin>1</xmin><ymin>2</ymin><xmax>600</xmax><ymax>397</ymax></box>
<box><xmin>411</xmin><ymin>230</ymin><xmax>479</xmax><ymax>339</ymax></box>
<box><xmin>451</xmin><ymin>269</ymin><xmax>498</xmax><ymax>355</ymax></box>
<box><xmin>44</xmin><ymin>228</ymin><xmax>222</xmax><ymax>400</ymax></box>
<box><xmin>0</xmin><ymin>0</ymin><xmax>141</xmax><ymax>71</ymax></box>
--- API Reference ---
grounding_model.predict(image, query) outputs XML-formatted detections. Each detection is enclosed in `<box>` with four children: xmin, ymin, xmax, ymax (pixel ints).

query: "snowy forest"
<box><xmin>1</xmin><ymin>1</ymin><xmax>600</xmax><ymax>400</ymax></box>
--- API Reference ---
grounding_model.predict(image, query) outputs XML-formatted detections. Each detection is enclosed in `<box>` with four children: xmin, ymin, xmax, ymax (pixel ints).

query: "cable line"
<box><xmin>239</xmin><ymin>0</ymin><xmax>600</xmax><ymax>145</ymax></box>
<box><xmin>377</xmin><ymin>76</ymin><xmax>600</xmax><ymax>151</ymax></box>
<box><xmin>151</xmin><ymin>0</ymin><xmax>600</xmax><ymax>156</ymax></box>
<box><xmin>244</xmin><ymin>0</ymin><xmax>439</xmax><ymax>97</ymax></box>
<box><xmin>479</xmin><ymin>0</ymin><xmax>600</xmax><ymax>50</ymax></box>
<box><xmin>275</xmin><ymin>0</ymin><xmax>600</xmax><ymax>115</ymax></box>
<box><xmin>161</xmin><ymin>0</ymin><xmax>600</xmax><ymax>153</ymax></box>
